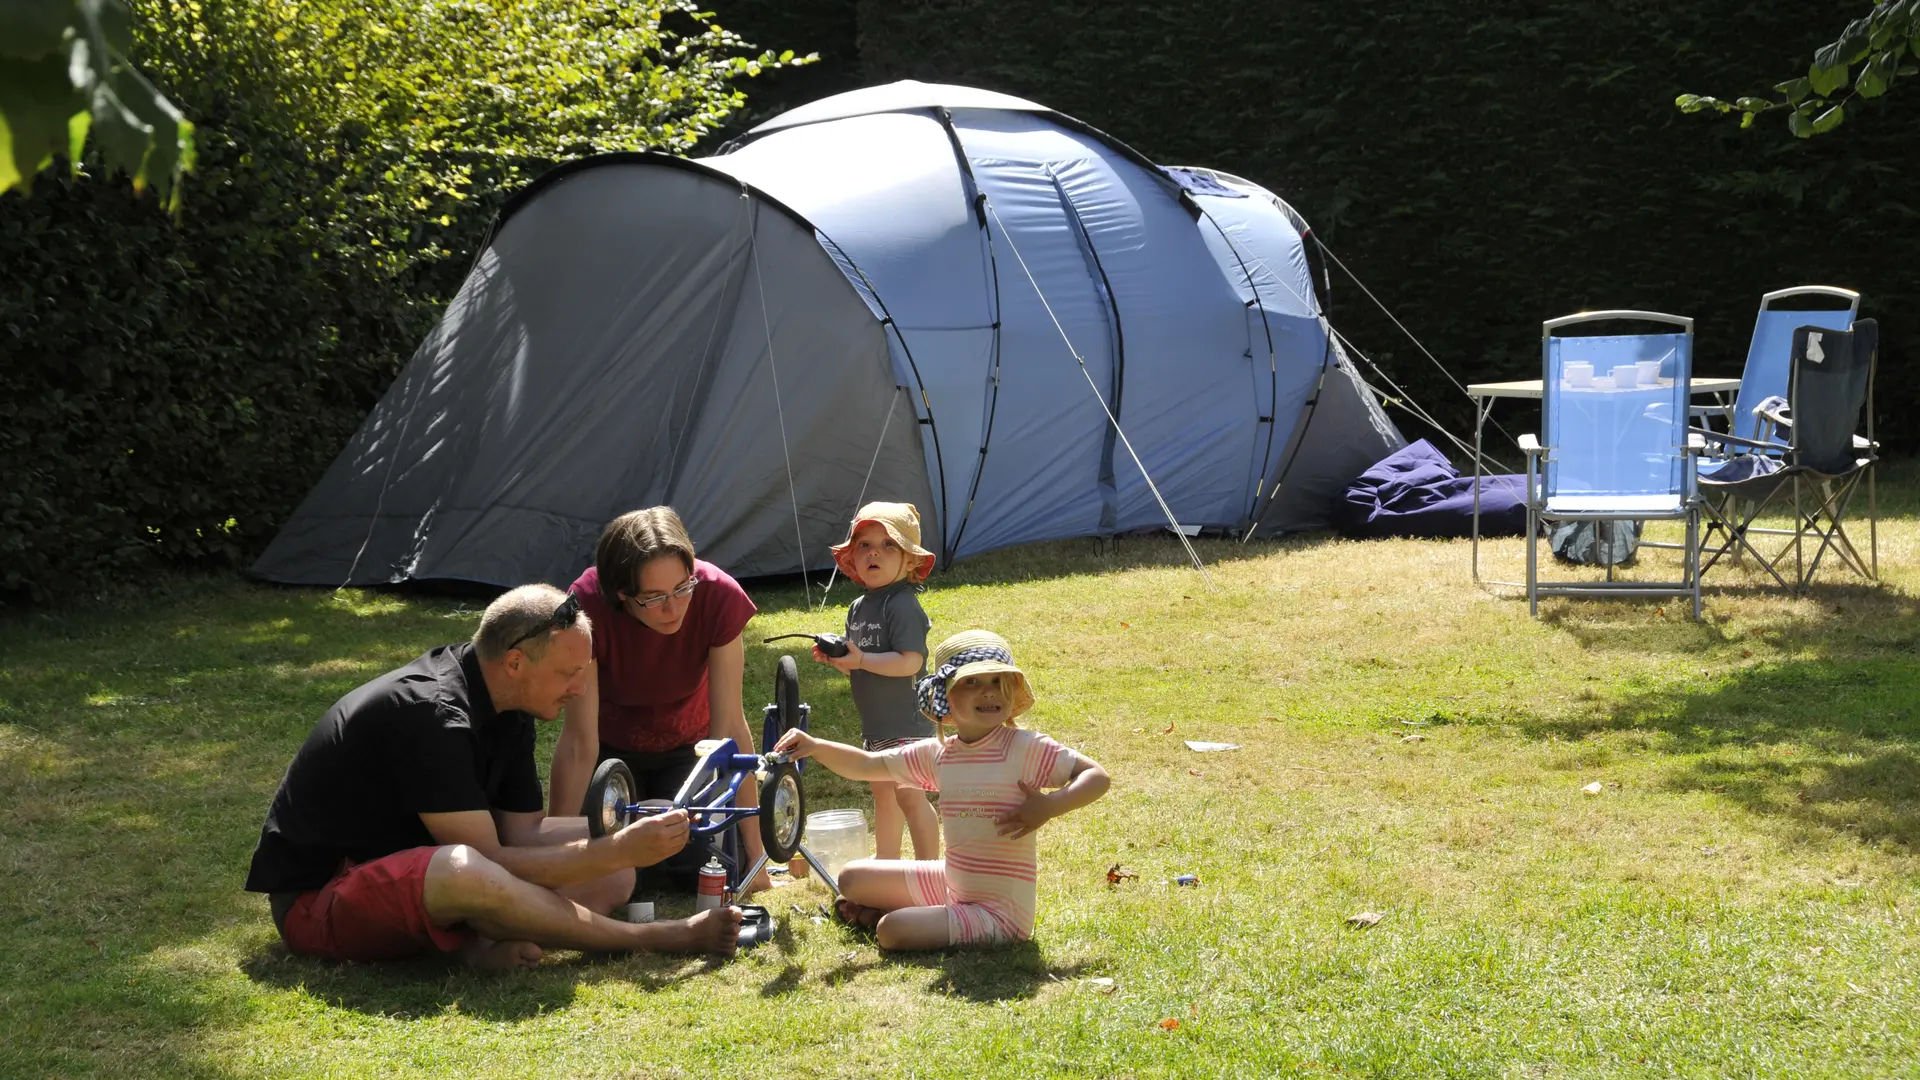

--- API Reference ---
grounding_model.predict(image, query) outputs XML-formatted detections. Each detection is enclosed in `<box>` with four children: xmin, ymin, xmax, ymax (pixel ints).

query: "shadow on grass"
<box><xmin>811</xmin><ymin>938</ymin><xmax>1090</xmax><ymax>1003</ymax></box>
<box><xmin>235</xmin><ymin>941</ymin><xmax>720</xmax><ymax>1020</ymax></box>
<box><xmin>1523</xmin><ymin>582</ymin><xmax>1920</xmax><ymax>848</ymax></box>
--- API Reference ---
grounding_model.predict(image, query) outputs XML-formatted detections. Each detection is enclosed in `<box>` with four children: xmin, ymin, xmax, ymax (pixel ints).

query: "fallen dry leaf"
<box><xmin>1131</xmin><ymin>727</ymin><xmax>1145</xmax><ymax>733</ymax></box>
<box><xmin>1401</xmin><ymin>733</ymin><xmax>1426</xmax><ymax>743</ymax></box>
<box><xmin>1120</xmin><ymin>622</ymin><xmax>1130</xmax><ymax>628</ymax></box>
<box><xmin>1088</xmin><ymin>977</ymin><xmax>1117</xmax><ymax>994</ymax></box>
<box><xmin>1581</xmin><ymin>781</ymin><xmax>1604</xmax><ymax>796</ymax></box>
<box><xmin>1157</xmin><ymin>1017</ymin><xmax>1181</xmax><ymax>1031</ymax></box>
<box><xmin>1346</xmin><ymin>911</ymin><xmax>1385</xmax><ymax>929</ymax></box>
<box><xmin>1188</xmin><ymin>768</ymin><xmax>1205</xmax><ymax>776</ymax></box>
<box><xmin>1106</xmin><ymin>863</ymin><xmax>1139</xmax><ymax>885</ymax></box>
<box><xmin>1161</xmin><ymin>721</ymin><xmax>1176</xmax><ymax>734</ymax></box>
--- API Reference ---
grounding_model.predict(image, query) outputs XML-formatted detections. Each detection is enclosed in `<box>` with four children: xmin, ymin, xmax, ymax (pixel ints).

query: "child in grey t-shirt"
<box><xmin>814</xmin><ymin>502</ymin><xmax>940</xmax><ymax>860</ymax></box>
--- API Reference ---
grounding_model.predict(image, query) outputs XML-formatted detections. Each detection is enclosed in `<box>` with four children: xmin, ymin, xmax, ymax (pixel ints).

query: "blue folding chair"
<box><xmin>1520</xmin><ymin>311</ymin><xmax>1705</xmax><ymax>618</ymax></box>
<box><xmin>1699</xmin><ymin>286</ymin><xmax>1859</xmax><ymax>448</ymax></box>
<box><xmin>1698</xmin><ymin>320</ymin><xmax>1880</xmax><ymax>589</ymax></box>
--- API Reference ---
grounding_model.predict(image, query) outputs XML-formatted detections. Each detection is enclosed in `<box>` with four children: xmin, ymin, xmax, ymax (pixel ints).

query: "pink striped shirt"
<box><xmin>879</xmin><ymin>726</ymin><xmax>1084</xmax><ymax>940</ymax></box>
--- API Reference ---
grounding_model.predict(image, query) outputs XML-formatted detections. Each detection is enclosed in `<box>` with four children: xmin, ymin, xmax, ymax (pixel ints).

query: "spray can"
<box><xmin>695</xmin><ymin>856</ymin><xmax>727</xmax><ymax>911</ymax></box>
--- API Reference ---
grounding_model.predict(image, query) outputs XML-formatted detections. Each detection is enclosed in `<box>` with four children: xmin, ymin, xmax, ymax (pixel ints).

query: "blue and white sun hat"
<box><xmin>915</xmin><ymin>629</ymin><xmax>1035</xmax><ymax>723</ymax></box>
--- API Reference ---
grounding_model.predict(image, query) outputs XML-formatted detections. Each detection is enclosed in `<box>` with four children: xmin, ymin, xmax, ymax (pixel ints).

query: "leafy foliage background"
<box><xmin>0</xmin><ymin>0</ymin><xmax>802</xmax><ymax>600</ymax></box>
<box><xmin>3</xmin><ymin>0</ymin><xmax>1912</xmax><ymax>599</ymax></box>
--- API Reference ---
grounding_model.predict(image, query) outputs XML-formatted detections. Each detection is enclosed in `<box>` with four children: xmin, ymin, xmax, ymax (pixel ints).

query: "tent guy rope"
<box><xmin>981</xmin><ymin>198</ymin><xmax>1215</xmax><ymax>590</ymax></box>
<box><xmin>748</xmin><ymin>213</ymin><xmax>813</xmax><ymax>611</ymax></box>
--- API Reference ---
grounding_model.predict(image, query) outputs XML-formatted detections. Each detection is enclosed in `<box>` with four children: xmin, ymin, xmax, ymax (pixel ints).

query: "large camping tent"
<box><xmin>252</xmin><ymin>81</ymin><xmax>1403</xmax><ymax>588</ymax></box>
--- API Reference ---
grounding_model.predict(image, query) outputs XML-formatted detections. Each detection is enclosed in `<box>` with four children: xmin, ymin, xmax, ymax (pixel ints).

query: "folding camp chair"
<box><xmin>1695</xmin><ymin>286</ymin><xmax>1859</xmax><ymax>446</ymax></box>
<box><xmin>1520</xmin><ymin>311</ymin><xmax>1704</xmax><ymax>618</ymax></box>
<box><xmin>1697</xmin><ymin>320</ymin><xmax>1879</xmax><ymax>589</ymax></box>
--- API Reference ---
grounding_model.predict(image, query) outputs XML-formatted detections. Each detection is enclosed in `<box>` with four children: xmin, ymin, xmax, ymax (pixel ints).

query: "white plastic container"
<box><xmin>805</xmin><ymin>808</ymin><xmax>871</xmax><ymax>881</ymax></box>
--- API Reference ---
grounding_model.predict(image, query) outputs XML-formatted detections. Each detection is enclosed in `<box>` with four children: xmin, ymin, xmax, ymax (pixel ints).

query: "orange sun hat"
<box><xmin>830</xmin><ymin>501</ymin><xmax>936</xmax><ymax>584</ymax></box>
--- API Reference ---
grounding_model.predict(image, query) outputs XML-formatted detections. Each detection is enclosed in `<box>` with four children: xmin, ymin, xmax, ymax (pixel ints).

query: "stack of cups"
<box><xmin>623</xmin><ymin>901</ymin><xmax>655</xmax><ymax>923</ymax></box>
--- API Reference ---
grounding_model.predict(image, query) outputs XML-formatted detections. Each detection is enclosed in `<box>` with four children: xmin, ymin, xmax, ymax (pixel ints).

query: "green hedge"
<box><xmin>749</xmin><ymin>0</ymin><xmax>1916</xmax><ymax>453</ymax></box>
<box><xmin>0</xmin><ymin>0</ymin><xmax>801</xmax><ymax>601</ymax></box>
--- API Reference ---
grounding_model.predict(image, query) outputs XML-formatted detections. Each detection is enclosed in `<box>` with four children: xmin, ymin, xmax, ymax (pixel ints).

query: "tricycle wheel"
<box><xmin>758</xmin><ymin>760</ymin><xmax>805</xmax><ymax>863</ymax></box>
<box><xmin>583</xmin><ymin>758</ymin><xmax>636</xmax><ymax>839</ymax></box>
<box><xmin>774</xmin><ymin>654</ymin><xmax>802</xmax><ymax>736</ymax></box>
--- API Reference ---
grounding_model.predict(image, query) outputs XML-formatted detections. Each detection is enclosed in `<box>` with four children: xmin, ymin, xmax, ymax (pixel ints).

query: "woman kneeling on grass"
<box><xmin>773</xmin><ymin>629</ymin><xmax>1109</xmax><ymax>950</ymax></box>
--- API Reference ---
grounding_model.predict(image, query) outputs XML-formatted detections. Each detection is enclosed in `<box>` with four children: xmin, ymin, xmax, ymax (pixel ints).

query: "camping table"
<box><xmin>1466</xmin><ymin>376</ymin><xmax>1741</xmax><ymax>586</ymax></box>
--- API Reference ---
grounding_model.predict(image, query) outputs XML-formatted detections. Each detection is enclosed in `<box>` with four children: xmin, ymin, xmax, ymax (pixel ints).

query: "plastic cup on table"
<box><xmin>1611</xmin><ymin>364</ymin><xmax>1639</xmax><ymax>389</ymax></box>
<box><xmin>1564</xmin><ymin>362</ymin><xmax>1593</xmax><ymax>388</ymax></box>
<box><xmin>1637</xmin><ymin>359</ymin><xmax>1662</xmax><ymax>385</ymax></box>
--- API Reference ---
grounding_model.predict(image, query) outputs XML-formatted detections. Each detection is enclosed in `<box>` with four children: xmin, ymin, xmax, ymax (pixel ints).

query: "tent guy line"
<box><xmin>749</xmin><ymin>211</ymin><xmax>813</xmax><ymax>611</ymax></box>
<box><xmin>816</xmin><ymin>389</ymin><xmax>903</xmax><ymax>612</ymax></box>
<box><xmin>981</xmin><ymin>197</ymin><xmax>1215</xmax><ymax>590</ymax></box>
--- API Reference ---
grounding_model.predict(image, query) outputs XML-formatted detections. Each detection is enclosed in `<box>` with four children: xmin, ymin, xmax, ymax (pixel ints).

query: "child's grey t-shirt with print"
<box><xmin>846</xmin><ymin>579</ymin><xmax>933</xmax><ymax>742</ymax></box>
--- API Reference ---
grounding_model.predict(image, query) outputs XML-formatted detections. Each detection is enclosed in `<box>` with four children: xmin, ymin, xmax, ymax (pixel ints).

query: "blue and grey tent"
<box><xmin>252</xmin><ymin>82</ymin><xmax>1404</xmax><ymax>588</ymax></box>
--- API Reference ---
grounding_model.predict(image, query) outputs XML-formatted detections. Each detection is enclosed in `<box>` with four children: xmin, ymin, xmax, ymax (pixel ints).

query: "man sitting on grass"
<box><xmin>244</xmin><ymin>584</ymin><xmax>742</xmax><ymax>969</ymax></box>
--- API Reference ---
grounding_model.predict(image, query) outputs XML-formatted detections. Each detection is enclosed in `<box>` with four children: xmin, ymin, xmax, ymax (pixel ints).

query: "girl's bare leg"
<box><xmin>896</xmin><ymin>786</ymin><xmax>940</xmax><ymax>860</ymax></box>
<box><xmin>875</xmin><ymin>906</ymin><xmax>952</xmax><ymax>950</ymax></box>
<box><xmin>870</xmin><ymin>779</ymin><xmax>905</xmax><ymax>859</ymax></box>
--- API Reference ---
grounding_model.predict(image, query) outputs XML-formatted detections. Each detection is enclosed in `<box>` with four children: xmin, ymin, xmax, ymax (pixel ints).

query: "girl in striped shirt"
<box><xmin>773</xmin><ymin>629</ymin><xmax>1109</xmax><ymax>949</ymax></box>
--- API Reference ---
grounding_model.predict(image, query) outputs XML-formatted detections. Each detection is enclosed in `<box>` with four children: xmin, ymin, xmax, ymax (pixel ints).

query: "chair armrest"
<box><xmin>1700</xmin><ymin>430</ymin><xmax>1783</xmax><ymax>453</ymax></box>
<box><xmin>1517</xmin><ymin>433</ymin><xmax>1543</xmax><ymax>455</ymax></box>
<box><xmin>1685</xmin><ymin>432</ymin><xmax>1706</xmax><ymax>453</ymax></box>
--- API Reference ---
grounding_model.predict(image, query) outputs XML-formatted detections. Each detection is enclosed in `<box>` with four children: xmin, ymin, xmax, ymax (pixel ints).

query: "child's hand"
<box><xmin>772</xmin><ymin>728</ymin><xmax>818</xmax><ymax>760</ymax></box>
<box><xmin>821</xmin><ymin>641</ymin><xmax>864</xmax><ymax>675</ymax></box>
<box><xmin>994</xmin><ymin>781</ymin><xmax>1057</xmax><ymax>839</ymax></box>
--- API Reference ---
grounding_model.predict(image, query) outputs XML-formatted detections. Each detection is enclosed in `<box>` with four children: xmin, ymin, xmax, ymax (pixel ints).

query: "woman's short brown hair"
<box><xmin>595</xmin><ymin>506</ymin><xmax>696</xmax><ymax>605</ymax></box>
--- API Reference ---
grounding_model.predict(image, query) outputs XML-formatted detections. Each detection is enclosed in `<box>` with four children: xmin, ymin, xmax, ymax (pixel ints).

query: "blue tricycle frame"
<box><xmin>583</xmin><ymin>655</ymin><xmax>842</xmax><ymax>898</ymax></box>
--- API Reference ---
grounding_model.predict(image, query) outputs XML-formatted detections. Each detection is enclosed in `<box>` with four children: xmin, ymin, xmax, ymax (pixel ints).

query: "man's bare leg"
<box><xmin>423</xmin><ymin>846</ymin><xmax>741</xmax><ymax>962</ymax></box>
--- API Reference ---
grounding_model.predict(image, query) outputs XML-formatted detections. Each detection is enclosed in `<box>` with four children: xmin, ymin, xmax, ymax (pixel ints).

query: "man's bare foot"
<box><xmin>655</xmin><ymin>906</ymin><xmax>743</xmax><ymax>956</ymax></box>
<box><xmin>463</xmin><ymin>939</ymin><xmax>543</xmax><ymax>971</ymax></box>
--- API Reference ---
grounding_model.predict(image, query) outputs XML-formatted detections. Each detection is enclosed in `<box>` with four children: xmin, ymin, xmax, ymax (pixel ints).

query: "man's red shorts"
<box><xmin>278</xmin><ymin>846</ymin><xmax>477</xmax><ymax>962</ymax></box>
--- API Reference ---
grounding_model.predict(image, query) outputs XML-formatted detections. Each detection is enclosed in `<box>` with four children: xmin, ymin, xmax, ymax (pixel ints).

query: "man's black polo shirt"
<box><xmin>244</xmin><ymin>643</ymin><xmax>544</xmax><ymax>894</ymax></box>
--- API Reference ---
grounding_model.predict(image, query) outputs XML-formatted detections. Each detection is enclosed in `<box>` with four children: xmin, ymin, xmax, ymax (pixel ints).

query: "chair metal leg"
<box><xmin>1527</xmin><ymin>507</ymin><xmax>1540</xmax><ymax>617</ymax></box>
<box><xmin>1688</xmin><ymin>510</ymin><xmax>1702</xmax><ymax>621</ymax></box>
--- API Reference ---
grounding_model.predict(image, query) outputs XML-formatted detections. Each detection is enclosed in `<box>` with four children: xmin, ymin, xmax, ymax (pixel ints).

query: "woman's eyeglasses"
<box><xmin>507</xmin><ymin>591</ymin><xmax>581</xmax><ymax>651</ymax></box>
<box><xmin>626</xmin><ymin>577</ymin><xmax>698</xmax><ymax>611</ymax></box>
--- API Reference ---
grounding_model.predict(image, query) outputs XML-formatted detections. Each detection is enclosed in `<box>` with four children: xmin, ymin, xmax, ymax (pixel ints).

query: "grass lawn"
<box><xmin>4</xmin><ymin>463</ymin><xmax>1919</xmax><ymax>1078</ymax></box>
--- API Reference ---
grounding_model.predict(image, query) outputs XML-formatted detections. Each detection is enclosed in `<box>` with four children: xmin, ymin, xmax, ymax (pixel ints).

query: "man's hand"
<box><xmin>994</xmin><ymin>781</ymin><xmax>1057</xmax><ymax>839</ymax></box>
<box><xmin>614</xmin><ymin>808</ymin><xmax>691</xmax><ymax>867</ymax></box>
<box><xmin>813</xmin><ymin>642</ymin><xmax>863</xmax><ymax>674</ymax></box>
<box><xmin>772</xmin><ymin>729</ymin><xmax>818</xmax><ymax>759</ymax></box>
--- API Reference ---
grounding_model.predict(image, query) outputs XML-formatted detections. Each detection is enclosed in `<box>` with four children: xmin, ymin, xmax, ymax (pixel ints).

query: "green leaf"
<box><xmin>1776</xmin><ymin>77</ymin><xmax>1813</xmax><ymax>105</ymax></box>
<box><xmin>1787</xmin><ymin>105</ymin><xmax>1815</xmax><ymax>138</ymax></box>
<box><xmin>1809</xmin><ymin>45</ymin><xmax>1850</xmax><ymax>97</ymax></box>
<box><xmin>1675</xmin><ymin>93</ymin><xmax>1717</xmax><ymax>113</ymax></box>
<box><xmin>1838</xmin><ymin>15</ymin><xmax>1875</xmax><ymax>64</ymax></box>
<box><xmin>1810</xmin><ymin>103</ymin><xmax>1845</xmax><ymax>134</ymax></box>
<box><xmin>1858</xmin><ymin>50</ymin><xmax>1898</xmax><ymax>97</ymax></box>
<box><xmin>0</xmin><ymin>50</ymin><xmax>83</xmax><ymax>192</ymax></box>
<box><xmin>0</xmin><ymin>0</ymin><xmax>75</xmax><ymax>59</ymax></box>
<box><xmin>1733</xmin><ymin>96</ymin><xmax>1771</xmax><ymax>112</ymax></box>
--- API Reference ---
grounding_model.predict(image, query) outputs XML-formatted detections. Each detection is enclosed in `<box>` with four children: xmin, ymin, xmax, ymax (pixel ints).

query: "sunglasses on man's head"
<box><xmin>625</xmin><ymin>576</ymin><xmax>698</xmax><ymax>611</ymax></box>
<box><xmin>507</xmin><ymin>591</ymin><xmax>581</xmax><ymax>652</ymax></box>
